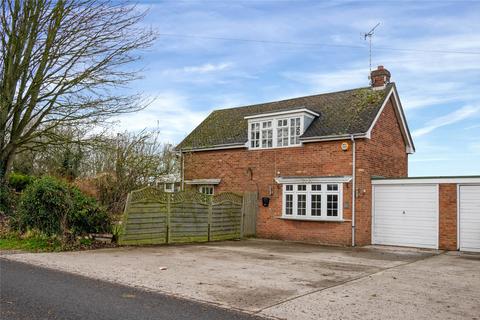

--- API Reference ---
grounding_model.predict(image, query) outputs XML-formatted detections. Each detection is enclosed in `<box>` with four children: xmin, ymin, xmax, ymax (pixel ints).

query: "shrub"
<box><xmin>16</xmin><ymin>176</ymin><xmax>110</xmax><ymax>237</ymax></box>
<box><xmin>69</xmin><ymin>187</ymin><xmax>110</xmax><ymax>235</ymax></box>
<box><xmin>8</xmin><ymin>172</ymin><xmax>34</xmax><ymax>192</ymax></box>
<box><xmin>17</xmin><ymin>176</ymin><xmax>72</xmax><ymax>236</ymax></box>
<box><xmin>0</xmin><ymin>183</ymin><xmax>17</xmax><ymax>217</ymax></box>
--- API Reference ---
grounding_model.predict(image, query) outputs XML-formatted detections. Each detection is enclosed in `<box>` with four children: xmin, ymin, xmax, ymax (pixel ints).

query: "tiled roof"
<box><xmin>177</xmin><ymin>84</ymin><xmax>394</xmax><ymax>150</ymax></box>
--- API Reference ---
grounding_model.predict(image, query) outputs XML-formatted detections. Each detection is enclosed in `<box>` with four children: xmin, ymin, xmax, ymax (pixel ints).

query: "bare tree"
<box><xmin>0</xmin><ymin>0</ymin><xmax>156</xmax><ymax>179</ymax></box>
<box><xmin>80</xmin><ymin>128</ymin><xmax>179</xmax><ymax>214</ymax></box>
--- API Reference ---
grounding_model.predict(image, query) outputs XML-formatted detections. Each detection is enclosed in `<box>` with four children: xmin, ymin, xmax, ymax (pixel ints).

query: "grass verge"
<box><xmin>0</xmin><ymin>235</ymin><xmax>62</xmax><ymax>252</ymax></box>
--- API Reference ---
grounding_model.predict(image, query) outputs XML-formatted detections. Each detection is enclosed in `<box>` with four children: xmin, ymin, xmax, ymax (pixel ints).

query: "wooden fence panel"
<box><xmin>119</xmin><ymin>188</ymin><xmax>244</xmax><ymax>245</ymax></box>
<box><xmin>119</xmin><ymin>200</ymin><xmax>167</xmax><ymax>245</ymax></box>
<box><xmin>169</xmin><ymin>201</ymin><xmax>209</xmax><ymax>243</ymax></box>
<box><xmin>210</xmin><ymin>202</ymin><xmax>242</xmax><ymax>241</ymax></box>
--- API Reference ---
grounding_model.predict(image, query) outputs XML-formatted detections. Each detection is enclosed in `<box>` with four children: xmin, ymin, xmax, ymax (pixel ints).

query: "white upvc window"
<box><xmin>249</xmin><ymin>116</ymin><xmax>303</xmax><ymax>150</ymax></box>
<box><xmin>250</xmin><ymin>122</ymin><xmax>260</xmax><ymax>148</ymax></box>
<box><xmin>164</xmin><ymin>183</ymin><xmax>175</xmax><ymax>193</ymax></box>
<box><xmin>261</xmin><ymin>121</ymin><xmax>273</xmax><ymax>148</ymax></box>
<box><xmin>199</xmin><ymin>185</ymin><xmax>214</xmax><ymax>195</ymax></box>
<box><xmin>282</xmin><ymin>183</ymin><xmax>343</xmax><ymax>221</ymax></box>
<box><xmin>290</xmin><ymin>117</ymin><xmax>301</xmax><ymax>145</ymax></box>
<box><xmin>246</xmin><ymin>109</ymin><xmax>318</xmax><ymax>150</ymax></box>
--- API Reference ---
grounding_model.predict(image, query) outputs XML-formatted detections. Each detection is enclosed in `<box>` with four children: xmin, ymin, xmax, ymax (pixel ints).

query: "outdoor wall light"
<box><xmin>262</xmin><ymin>197</ymin><xmax>270</xmax><ymax>207</ymax></box>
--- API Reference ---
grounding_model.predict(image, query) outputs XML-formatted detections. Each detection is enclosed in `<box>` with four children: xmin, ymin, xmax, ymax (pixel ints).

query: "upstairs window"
<box><xmin>261</xmin><ymin>121</ymin><xmax>273</xmax><ymax>148</ymax></box>
<box><xmin>245</xmin><ymin>108</ymin><xmax>318</xmax><ymax>150</ymax></box>
<box><xmin>250</xmin><ymin>123</ymin><xmax>260</xmax><ymax>148</ymax></box>
<box><xmin>290</xmin><ymin>118</ymin><xmax>301</xmax><ymax>145</ymax></box>
<box><xmin>249</xmin><ymin>116</ymin><xmax>303</xmax><ymax>149</ymax></box>
<box><xmin>277</xmin><ymin>119</ymin><xmax>289</xmax><ymax>147</ymax></box>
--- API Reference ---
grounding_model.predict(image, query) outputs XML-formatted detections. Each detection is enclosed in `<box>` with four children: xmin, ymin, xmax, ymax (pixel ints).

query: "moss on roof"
<box><xmin>177</xmin><ymin>84</ymin><xmax>393</xmax><ymax>150</ymax></box>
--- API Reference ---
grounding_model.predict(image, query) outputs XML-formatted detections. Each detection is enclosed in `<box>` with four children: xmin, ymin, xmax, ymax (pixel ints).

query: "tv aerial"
<box><xmin>364</xmin><ymin>22</ymin><xmax>381</xmax><ymax>73</ymax></box>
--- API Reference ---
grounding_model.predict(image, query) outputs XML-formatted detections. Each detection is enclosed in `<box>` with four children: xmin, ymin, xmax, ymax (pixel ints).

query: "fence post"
<box><xmin>207</xmin><ymin>196</ymin><xmax>213</xmax><ymax>241</ymax></box>
<box><xmin>118</xmin><ymin>192</ymin><xmax>132</xmax><ymax>245</ymax></box>
<box><xmin>240</xmin><ymin>194</ymin><xmax>245</xmax><ymax>238</ymax></box>
<box><xmin>166</xmin><ymin>193</ymin><xmax>171</xmax><ymax>244</ymax></box>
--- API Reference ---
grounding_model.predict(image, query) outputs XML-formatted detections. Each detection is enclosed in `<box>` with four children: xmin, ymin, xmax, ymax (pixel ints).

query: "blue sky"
<box><xmin>116</xmin><ymin>0</ymin><xmax>480</xmax><ymax>176</ymax></box>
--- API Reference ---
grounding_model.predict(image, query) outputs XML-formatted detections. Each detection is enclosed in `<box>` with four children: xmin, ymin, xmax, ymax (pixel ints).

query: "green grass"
<box><xmin>0</xmin><ymin>235</ymin><xmax>62</xmax><ymax>252</ymax></box>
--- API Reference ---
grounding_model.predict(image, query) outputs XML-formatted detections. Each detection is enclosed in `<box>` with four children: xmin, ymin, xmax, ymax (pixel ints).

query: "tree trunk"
<box><xmin>0</xmin><ymin>151</ymin><xmax>14</xmax><ymax>182</ymax></box>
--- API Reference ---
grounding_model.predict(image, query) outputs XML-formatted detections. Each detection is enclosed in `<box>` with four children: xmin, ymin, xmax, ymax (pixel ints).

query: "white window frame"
<box><xmin>250</xmin><ymin>122</ymin><xmax>260</xmax><ymax>148</ymax></box>
<box><xmin>164</xmin><ymin>183</ymin><xmax>175</xmax><ymax>193</ymax></box>
<box><xmin>199</xmin><ymin>185</ymin><xmax>214</xmax><ymax>195</ymax></box>
<box><xmin>282</xmin><ymin>183</ymin><xmax>343</xmax><ymax>221</ymax></box>
<box><xmin>261</xmin><ymin>120</ymin><xmax>273</xmax><ymax>148</ymax></box>
<box><xmin>248</xmin><ymin>116</ymin><xmax>305</xmax><ymax>150</ymax></box>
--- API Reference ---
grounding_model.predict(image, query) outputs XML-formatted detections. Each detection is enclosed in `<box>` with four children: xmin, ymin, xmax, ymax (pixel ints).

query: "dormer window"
<box><xmin>245</xmin><ymin>108</ymin><xmax>318</xmax><ymax>150</ymax></box>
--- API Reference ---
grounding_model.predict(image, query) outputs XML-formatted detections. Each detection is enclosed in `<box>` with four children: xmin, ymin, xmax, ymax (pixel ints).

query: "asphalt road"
<box><xmin>0</xmin><ymin>258</ymin><xmax>264</xmax><ymax>320</ymax></box>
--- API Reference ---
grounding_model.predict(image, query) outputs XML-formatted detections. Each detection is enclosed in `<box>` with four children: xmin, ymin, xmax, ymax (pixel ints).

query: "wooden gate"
<box><xmin>242</xmin><ymin>192</ymin><xmax>258</xmax><ymax>237</ymax></box>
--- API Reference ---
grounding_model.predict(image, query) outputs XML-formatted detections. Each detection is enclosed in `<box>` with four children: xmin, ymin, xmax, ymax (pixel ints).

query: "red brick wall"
<box><xmin>182</xmin><ymin>94</ymin><xmax>408</xmax><ymax>246</ymax></box>
<box><xmin>439</xmin><ymin>184</ymin><xmax>457</xmax><ymax>250</ymax></box>
<box><xmin>354</xmin><ymin>97</ymin><xmax>409</xmax><ymax>245</ymax></box>
<box><xmin>183</xmin><ymin>141</ymin><xmax>355</xmax><ymax>246</ymax></box>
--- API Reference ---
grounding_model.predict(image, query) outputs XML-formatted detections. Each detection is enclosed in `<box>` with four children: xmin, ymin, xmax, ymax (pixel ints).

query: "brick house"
<box><xmin>176</xmin><ymin>66</ymin><xmax>416</xmax><ymax>247</ymax></box>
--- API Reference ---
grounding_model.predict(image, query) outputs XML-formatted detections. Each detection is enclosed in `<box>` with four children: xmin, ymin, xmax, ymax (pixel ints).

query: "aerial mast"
<box><xmin>364</xmin><ymin>22</ymin><xmax>381</xmax><ymax>74</ymax></box>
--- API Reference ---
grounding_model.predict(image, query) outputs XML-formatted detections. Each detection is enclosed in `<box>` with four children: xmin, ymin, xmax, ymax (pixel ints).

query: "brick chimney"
<box><xmin>370</xmin><ymin>65</ymin><xmax>391</xmax><ymax>89</ymax></box>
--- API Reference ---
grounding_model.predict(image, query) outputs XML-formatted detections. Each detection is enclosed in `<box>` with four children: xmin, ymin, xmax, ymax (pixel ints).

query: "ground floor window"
<box><xmin>282</xmin><ymin>183</ymin><xmax>342</xmax><ymax>220</ymax></box>
<box><xmin>164</xmin><ymin>183</ymin><xmax>175</xmax><ymax>193</ymax></box>
<box><xmin>199</xmin><ymin>185</ymin><xmax>214</xmax><ymax>195</ymax></box>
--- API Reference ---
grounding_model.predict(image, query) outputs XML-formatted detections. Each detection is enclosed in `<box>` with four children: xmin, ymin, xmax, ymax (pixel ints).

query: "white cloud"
<box><xmin>412</xmin><ymin>105</ymin><xmax>480</xmax><ymax>137</ymax></box>
<box><xmin>114</xmin><ymin>92</ymin><xmax>210</xmax><ymax>144</ymax></box>
<box><xmin>282</xmin><ymin>68</ymin><xmax>368</xmax><ymax>92</ymax></box>
<box><xmin>162</xmin><ymin>62</ymin><xmax>233</xmax><ymax>76</ymax></box>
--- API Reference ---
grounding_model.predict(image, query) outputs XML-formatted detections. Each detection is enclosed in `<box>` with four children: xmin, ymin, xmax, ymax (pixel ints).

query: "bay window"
<box><xmin>261</xmin><ymin>121</ymin><xmax>273</xmax><ymax>148</ymax></box>
<box><xmin>249</xmin><ymin>116</ymin><xmax>303</xmax><ymax>149</ymax></box>
<box><xmin>282</xmin><ymin>183</ymin><xmax>343</xmax><ymax>221</ymax></box>
<box><xmin>245</xmin><ymin>108</ymin><xmax>318</xmax><ymax>150</ymax></box>
<box><xmin>250</xmin><ymin>123</ymin><xmax>260</xmax><ymax>148</ymax></box>
<box><xmin>290</xmin><ymin>117</ymin><xmax>301</xmax><ymax>145</ymax></box>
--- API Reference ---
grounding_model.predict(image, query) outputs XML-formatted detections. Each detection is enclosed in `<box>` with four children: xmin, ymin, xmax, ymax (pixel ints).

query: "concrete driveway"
<box><xmin>2</xmin><ymin>239</ymin><xmax>479</xmax><ymax>320</ymax></box>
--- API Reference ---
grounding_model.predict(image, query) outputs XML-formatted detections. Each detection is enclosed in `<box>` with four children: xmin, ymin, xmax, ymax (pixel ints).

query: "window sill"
<box><xmin>277</xmin><ymin>216</ymin><xmax>349</xmax><ymax>223</ymax></box>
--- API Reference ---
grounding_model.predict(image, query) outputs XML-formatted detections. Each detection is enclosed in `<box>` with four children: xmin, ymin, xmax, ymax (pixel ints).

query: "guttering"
<box><xmin>179</xmin><ymin>143</ymin><xmax>246</xmax><ymax>153</ymax></box>
<box><xmin>372</xmin><ymin>176</ymin><xmax>480</xmax><ymax>185</ymax></box>
<box><xmin>300</xmin><ymin>133</ymin><xmax>367</xmax><ymax>143</ymax></box>
<box><xmin>275</xmin><ymin>176</ymin><xmax>352</xmax><ymax>184</ymax></box>
<box><xmin>244</xmin><ymin>108</ymin><xmax>319</xmax><ymax>120</ymax></box>
<box><xmin>350</xmin><ymin>134</ymin><xmax>356</xmax><ymax>247</ymax></box>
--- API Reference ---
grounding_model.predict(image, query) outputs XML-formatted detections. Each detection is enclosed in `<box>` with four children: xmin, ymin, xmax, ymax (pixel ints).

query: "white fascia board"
<box><xmin>372</xmin><ymin>177</ymin><xmax>480</xmax><ymax>185</ymax></box>
<box><xmin>180</xmin><ymin>143</ymin><xmax>246</xmax><ymax>152</ymax></box>
<box><xmin>244</xmin><ymin>108</ymin><xmax>319</xmax><ymax>120</ymax></box>
<box><xmin>184</xmin><ymin>179</ymin><xmax>221</xmax><ymax>185</ymax></box>
<box><xmin>275</xmin><ymin>176</ymin><xmax>352</xmax><ymax>184</ymax></box>
<box><xmin>364</xmin><ymin>86</ymin><xmax>415</xmax><ymax>154</ymax></box>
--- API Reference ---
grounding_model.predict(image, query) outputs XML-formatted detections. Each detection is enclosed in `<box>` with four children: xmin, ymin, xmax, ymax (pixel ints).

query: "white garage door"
<box><xmin>459</xmin><ymin>185</ymin><xmax>480</xmax><ymax>252</ymax></box>
<box><xmin>373</xmin><ymin>184</ymin><xmax>438</xmax><ymax>249</ymax></box>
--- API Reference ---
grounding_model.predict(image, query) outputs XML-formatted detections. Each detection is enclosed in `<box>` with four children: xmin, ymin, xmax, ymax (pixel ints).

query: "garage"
<box><xmin>372</xmin><ymin>184</ymin><xmax>438</xmax><ymax>249</ymax></box>
<box><xmin>459</xmin><ymin>185</ymin><xmax>480</xmax><ymax>252</ymax></box>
